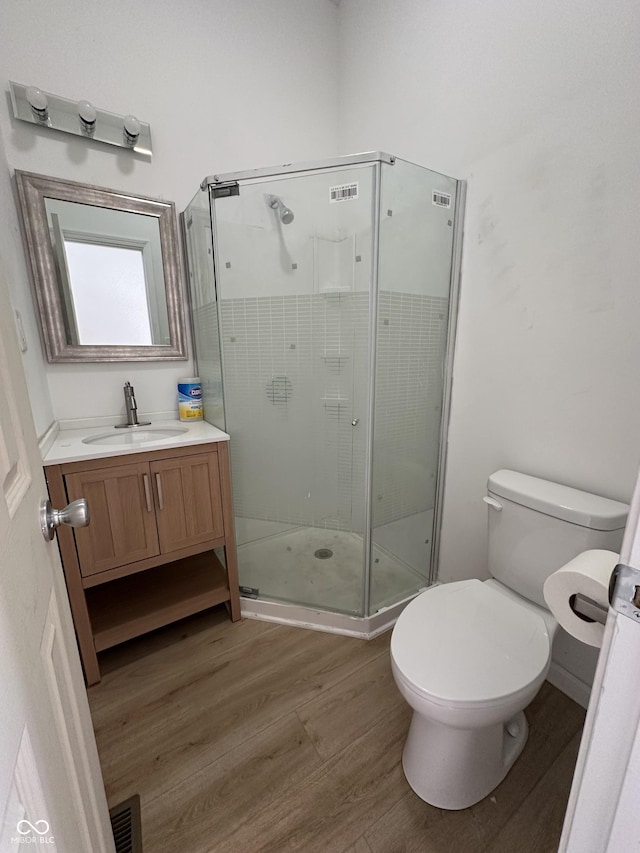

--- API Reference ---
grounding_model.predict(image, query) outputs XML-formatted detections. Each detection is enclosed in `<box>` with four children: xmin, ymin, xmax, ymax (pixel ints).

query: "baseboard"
<box><xmin>547</xmin><ymin>661</ymin><xmax>592</xmax><ymax>709</ymax></box>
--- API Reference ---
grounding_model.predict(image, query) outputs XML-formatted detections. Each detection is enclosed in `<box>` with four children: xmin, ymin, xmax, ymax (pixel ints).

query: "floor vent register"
<box><xmin>109</xmin><ymin>794</ymin><xmax>143</xmax><ymax>853</ymax></box>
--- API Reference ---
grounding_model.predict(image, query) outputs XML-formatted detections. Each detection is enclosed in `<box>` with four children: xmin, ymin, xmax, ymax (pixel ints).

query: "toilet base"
<box><xmin>402</xmin><ymin>709</ymin><xmax>529</xmax><ymax>810</ymax></box>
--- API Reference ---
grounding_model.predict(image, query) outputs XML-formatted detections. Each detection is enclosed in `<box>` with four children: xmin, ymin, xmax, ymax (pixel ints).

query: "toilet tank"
<box><xmin>487</xmin><ymin>470</ymin><xmax>628</xmax><ymax>609</ymax></box>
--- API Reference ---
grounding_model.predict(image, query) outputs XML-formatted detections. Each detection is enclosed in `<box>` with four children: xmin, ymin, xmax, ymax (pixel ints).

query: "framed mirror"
<box><xmin>15</xmin><ymin>171</ymin><xmax>187</xmax><ymax>362</ymax></box>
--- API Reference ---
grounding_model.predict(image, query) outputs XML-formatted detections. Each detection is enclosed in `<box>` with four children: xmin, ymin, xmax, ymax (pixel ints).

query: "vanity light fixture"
<box><xmin>9</xmin><ymin>81</ymin><xmax>152</xmax><ymax>156</ymax></box>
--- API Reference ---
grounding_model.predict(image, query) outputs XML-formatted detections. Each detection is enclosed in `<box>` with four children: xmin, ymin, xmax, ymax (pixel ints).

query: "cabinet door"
<box><xmin>151</xmin><ymin>451</ymin><xmax>225</xmax><ymax>553</ymax></box>
<box><xmin>66</xmin><ymin>462</ymin><xmax>160</xmax><ymax>576</ymax></box>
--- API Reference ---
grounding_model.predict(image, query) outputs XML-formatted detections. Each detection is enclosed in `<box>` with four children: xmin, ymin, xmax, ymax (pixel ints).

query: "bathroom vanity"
<box><xmin>43</xmin><ymin>422</ymin><xmax>240</xmax><ymax>685</ymax></box>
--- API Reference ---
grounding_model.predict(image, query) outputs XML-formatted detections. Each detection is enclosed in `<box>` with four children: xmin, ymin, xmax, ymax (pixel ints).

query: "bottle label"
<box><xmin>178</xmin><ymin>382</ymin><xmax>203</xmax><ymax>421</ymax></box>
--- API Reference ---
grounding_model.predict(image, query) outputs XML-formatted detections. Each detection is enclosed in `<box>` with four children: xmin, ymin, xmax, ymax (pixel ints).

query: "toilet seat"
<box><xmin>391</xmin><ymin>579</ymin><xmax>551</xmax><ymax>710</ymax></box>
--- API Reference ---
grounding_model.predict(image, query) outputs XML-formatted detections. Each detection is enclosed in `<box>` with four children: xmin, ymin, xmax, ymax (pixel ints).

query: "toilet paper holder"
<box><xmin>562</xmin><ymin>562</ymin><xmax>640</xmax><ymax>630</ymax></box>
<box><xmin>569</xmin><ymin>592</ymin><xmax>608</xmax><ymax>626</ymax></box>
<box><xmin>608</xmin><ymin>563</ymin><xmax>640</xmax><ymax>624</ymax></box>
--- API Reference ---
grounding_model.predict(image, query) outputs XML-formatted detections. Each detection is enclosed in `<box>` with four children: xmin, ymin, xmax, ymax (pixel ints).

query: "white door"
<box><xmin>0</xmin><ymin>250</ymin><xmax>114</xmax><ymax>850</ymax></box>
<box><xmin>560</xmin><ymin>467</ymin><xmax>640</xmax><ymax>851</ymax></box>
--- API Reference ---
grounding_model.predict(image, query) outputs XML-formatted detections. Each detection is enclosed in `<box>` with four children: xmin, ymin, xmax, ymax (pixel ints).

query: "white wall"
<box><xmin>0</xmin><ymin>133</ymin><xmax>53</xmax><ymax>436</ymax></box>
<box><xmin>338</xmin><ymin>0</ymin><xmax>640</xmax><ymax>697</ymax></box>
<box><xmin>338</xmin><ymin>0</ymin><xmax>640</xmax><ymax>580</ymax></box>
<box><xmin>0</xmin><ymin>0</ymin><xmax>339</xmax><ymax>429</ymax></box>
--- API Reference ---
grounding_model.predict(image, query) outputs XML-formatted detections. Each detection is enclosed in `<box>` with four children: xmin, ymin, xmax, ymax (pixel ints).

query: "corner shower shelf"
<box><xmin>318</xmin><ymin>289</ymin><xmax>351</xmax><ymax>299</ymax></box>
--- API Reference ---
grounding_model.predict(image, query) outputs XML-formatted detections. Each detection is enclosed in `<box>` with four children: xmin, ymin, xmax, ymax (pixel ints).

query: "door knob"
<box><xmin>40</xmin><ymin>498</ymin><xmax>90</xmax><ymax>542</ymax></box>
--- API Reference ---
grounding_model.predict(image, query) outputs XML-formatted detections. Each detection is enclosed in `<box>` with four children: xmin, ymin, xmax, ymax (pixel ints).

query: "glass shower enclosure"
<box><xmin>183</xmin><ymin>153</ymin><xmax>463</xmax><ymax>621</ymax></box>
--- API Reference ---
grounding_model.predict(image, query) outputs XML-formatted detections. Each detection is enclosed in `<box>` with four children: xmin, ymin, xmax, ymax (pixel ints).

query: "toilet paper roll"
<box><xmin>543</xmin><ymin>549</ymin><xmax>618</xmax><ymax>647</ymax></box>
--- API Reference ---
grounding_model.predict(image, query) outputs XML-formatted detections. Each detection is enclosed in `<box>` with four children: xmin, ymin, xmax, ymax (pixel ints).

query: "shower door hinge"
<box><xmin>212</xmin><ymin>181</ymin><xmax>240</xmax><ymax>199</ymax></box>
<box><xmin>608</xmin><ymin>563</ymin><xmax>640</xmax><ymax>624</ymax></box>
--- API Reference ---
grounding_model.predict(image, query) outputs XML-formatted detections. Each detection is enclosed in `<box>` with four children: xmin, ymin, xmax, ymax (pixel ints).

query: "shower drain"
<box><xmin>314</xmin><ymin>548</ymin><xmax>334</xmax><ymax>560</ymax></box>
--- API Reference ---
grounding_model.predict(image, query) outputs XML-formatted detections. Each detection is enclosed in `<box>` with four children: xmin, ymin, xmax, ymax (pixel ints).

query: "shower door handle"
<box><xmin>352</xmin><ymin>418</ymin><xmax>360</xmax><ymax>427</ymax></box>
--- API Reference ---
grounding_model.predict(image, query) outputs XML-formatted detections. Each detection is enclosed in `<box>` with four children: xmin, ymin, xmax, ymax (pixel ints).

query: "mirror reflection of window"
<box><xmin>43</xmin><ymin>198</ymin><xmax>171</xmax><ymax>348</ymax></box>
<box><xmin>63</xmin><ymin>241</ymin><xmax>153</xmax><ymax>345</ymax></box>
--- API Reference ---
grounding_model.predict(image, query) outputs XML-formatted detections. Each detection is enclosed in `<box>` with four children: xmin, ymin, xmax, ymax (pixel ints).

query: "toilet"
<box><xmin>391</xmin><ymin>469</ymin><xmax>628</xmax><ymax>810</ymax></box>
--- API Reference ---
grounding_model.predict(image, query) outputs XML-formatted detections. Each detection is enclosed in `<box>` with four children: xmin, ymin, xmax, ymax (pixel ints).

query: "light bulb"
<box><xmin>123</xmin><ymin>114</ymin><xmax>141</xmax><ymax>146</ymax></box>
<box><xmin>25</xmin><ymin>86</ymin><xmax>48</xmax><ymax>121</ymax></box>
<box><xmin>78</xmin><ymin>100</ymin><xmax>97</xmax><ymax>133</ymax></box>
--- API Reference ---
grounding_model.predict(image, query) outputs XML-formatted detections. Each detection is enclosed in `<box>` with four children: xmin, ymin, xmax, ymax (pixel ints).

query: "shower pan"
<box><xmin>183</xmin><ymin>152</ymin><xmax>464</xmax><ymax>632</ymax></box>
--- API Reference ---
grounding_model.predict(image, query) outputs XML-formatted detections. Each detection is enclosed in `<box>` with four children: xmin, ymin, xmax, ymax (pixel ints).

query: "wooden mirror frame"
<box><xmin>15</xmin><ymin>171</ymin><xmax>187</xmax><ymax>362</ymax></box>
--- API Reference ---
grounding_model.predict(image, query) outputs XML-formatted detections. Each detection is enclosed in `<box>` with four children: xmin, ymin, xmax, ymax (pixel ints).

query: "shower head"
<box><xmin>279</xmin><ymin>205</ymin><xmax>294</xmax><ymax>225</ymax></box>
<box><xmin>267</xmin><ymin>194</ymin><xmax>295</xmax><ymax>225</ymax></box>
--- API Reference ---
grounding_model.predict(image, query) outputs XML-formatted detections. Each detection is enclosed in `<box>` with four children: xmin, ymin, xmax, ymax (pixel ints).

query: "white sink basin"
<box><xmin>82</xmin><ymin>427</ymin><xmax>188</xmax><ymax>447</ymax></box>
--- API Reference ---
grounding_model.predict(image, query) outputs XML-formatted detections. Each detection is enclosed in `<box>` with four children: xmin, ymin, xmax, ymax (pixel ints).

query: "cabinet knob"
<box><xmin>40</xmin><ymin>498</ymin><xmax>90</xmax><ymax>542</ymax></box>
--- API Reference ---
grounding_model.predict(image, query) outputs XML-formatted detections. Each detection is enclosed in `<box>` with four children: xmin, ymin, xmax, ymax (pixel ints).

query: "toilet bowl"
<box><xmin>391</xmin><ymin>578</ymin><xmax>556</xmax><ymax>809</ymax></box>
<box><xmin>389</xmin><ymin>469</ymin><xmax>628</xmax><ymax>811</ymax></box>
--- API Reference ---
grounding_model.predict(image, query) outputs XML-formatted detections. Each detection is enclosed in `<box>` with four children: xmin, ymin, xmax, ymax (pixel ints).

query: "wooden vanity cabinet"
<box><xmin>150</xmin><ymin>452</ymin><xmax>225</xmax><ymax>553</ymax></box>
<box><xmin>45</xmin><ymin>441</ymin><xmax>240</xmax><ymax>686</ymax></box>
<box><xmin>65</xmin><ymin>460</ymin><xmax>160</xmax><ymax>576</ymax></box>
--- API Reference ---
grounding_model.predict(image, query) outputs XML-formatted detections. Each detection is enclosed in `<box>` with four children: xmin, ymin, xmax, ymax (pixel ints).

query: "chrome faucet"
<box><xmin>115</xmin><ymin>381</ymin><xmax>151</xmax><ymax>428</ymax></box>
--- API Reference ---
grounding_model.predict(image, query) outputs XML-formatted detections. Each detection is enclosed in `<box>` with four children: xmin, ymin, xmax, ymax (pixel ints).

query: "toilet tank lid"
<box><xmin>488</xmin><ymin>470</ymin><xmax>629</xmax><ymax>531</ymax></box>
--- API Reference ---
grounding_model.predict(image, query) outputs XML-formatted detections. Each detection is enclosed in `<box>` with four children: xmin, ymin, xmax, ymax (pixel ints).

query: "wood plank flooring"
<box><xmin>88</xmin><ymin>607</ymin><xmax>585</xmax><ymax>852</ymax></box>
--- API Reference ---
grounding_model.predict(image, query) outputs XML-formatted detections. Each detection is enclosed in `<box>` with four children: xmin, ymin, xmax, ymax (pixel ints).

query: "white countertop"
<box><xmin>43</xmin><ymin>419</ymin><xmax>230</xmax><ymax>466</ymax></box>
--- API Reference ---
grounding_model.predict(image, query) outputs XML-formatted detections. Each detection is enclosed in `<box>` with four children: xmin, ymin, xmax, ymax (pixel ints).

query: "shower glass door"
<box><xmin>212</xmin><ymin>165</ymin><xmax>376</xmax><ymax>616</ymax></box>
